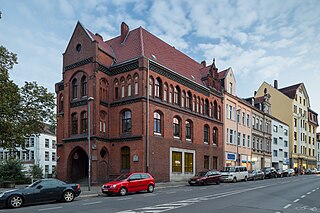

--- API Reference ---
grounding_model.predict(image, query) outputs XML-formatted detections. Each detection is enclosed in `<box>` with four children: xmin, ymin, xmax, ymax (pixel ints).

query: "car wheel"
<box><xmin>233</xmin><ymin>177</ymin><xmax>237</xmax><ymax>183</ymax></box>
<box><xmin>7</xmin><ymin>195</ymin><xmax>23</xmax><ymax>208</ymax></box>
<box><xmin>216</xmin><ymin>179</ymin><xmax>220</xmax><ymax>185</ymax></box>
<box><xmin>262</xmin><ymin>176</ymin><xmax>265</xmax><ymax>180</ymax></box>
<box><xmin>119</xmin><ymin>187</ymin><xmax>127</xmax><ymax>196</ymax></box>
<box><xmin>147</xmin><ymin>184</ymin><xmax>154</xmax><ymax>193</ymax></box>
<box><xmin>244</xmin><ymin>176</ymin><xmax>248</xmax><ymax>182</ymax></box>
<box><xmin>63</xmin><ymin>190</ymin><xmax>75</xmax><ymax>202</ymax></box>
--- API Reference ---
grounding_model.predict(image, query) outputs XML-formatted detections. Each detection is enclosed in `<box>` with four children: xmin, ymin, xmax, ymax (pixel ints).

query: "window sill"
<box><xmin>174</xmin><ymin>136</ymin><xmax>181</xmax><ymax>140</ymax></box>
<box><xmin>154</xmin><ymin>132</ymin><xmax>162</xmax><ymax>136</ymax></box>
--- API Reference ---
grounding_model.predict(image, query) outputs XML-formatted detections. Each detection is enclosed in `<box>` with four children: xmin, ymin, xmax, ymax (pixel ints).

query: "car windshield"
<box><xmin>222</xmin><ymin>167</ymin><xmax>236</xmax><ymax>172</ymax></box>
<box><xmin>114</xmin><ymin>174</ymin><xmax>131</xmax><ymax>181</ymax></box>
<box><xmin>27</xmin><ymin>180</ymin><xmax>42</xmax><ymax>188</ymax></box>
<box><xmin>196</xmin><ymin>171</ymin><xmax>208</xmax><ymax>177</ymax></box>
<box><xmin>249</xmin><ymin>170</ymin><xmax>256</xmax><ymax>174</ymax></box>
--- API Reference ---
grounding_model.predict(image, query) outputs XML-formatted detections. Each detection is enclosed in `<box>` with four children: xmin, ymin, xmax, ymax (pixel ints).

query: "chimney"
<box><xmin>254</xmin><ymin>91</ymin><xmax>257</xmax><ymax>96</ymax></box>
<box><xmin>95</xmin><ymin>33</ymin><xmax>103</xmax><ymax>41</ymax></box>
<box><xmin>251</xmin><ymin>97</ymin><xmax>255</xmax><ymax>106</ymax></box>
<box><xmin>201</xmin><ymin>61</ymin><xmax>206</xmax><ymax>68</ymax></box>
<box><xmin>274</xmin><ymin>80</ymin><xmax>278</xmax><ymax>89</ymax></box>
<box><xmin>121</xmin><ymin>22</ymin><xmax>129</xmax><ymax>43</ymax></box>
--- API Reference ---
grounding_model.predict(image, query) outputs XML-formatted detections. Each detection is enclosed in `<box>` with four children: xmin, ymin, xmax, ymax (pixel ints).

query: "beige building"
<box><xmin>219</xmin><ymin>68</ymin><xmax>252</xmax><ymax>169</ymax></box>
<box><xmin>255</xmin><ymin>80</ymin><xmax>318</xmax><ymax>169</ymax></box>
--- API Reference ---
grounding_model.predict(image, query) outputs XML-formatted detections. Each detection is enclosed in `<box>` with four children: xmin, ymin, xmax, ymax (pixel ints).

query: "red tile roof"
<box><xmin>87</xmin><ymin>30</ymin><xmax>115</xmax><ymax>58</ymax></box>
<box><xmin>105</xmin><ymin>26</ymin><xmax>204</xmax><ymax>85</ymax></box>
<box><xmin>217</xmin><ymin>68</ymin><xmax>229</xmax><ymax>80</ymax></box>
<box><xmin>278</xmin><ymin>83</ymin><xmax>302</xmax><ymax>99</ymax></box>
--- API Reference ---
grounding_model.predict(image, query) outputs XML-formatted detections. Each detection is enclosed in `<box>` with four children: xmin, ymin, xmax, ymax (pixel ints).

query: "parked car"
<box><xmin>263</xmin><ymin>167</ymin><xmax>277</xmax><ymax>179</ymax></box>
<box><xmin>311</xmin><ymin>168</ymin><xmax>319</xmax><ymax>174</ymax></box>
<box><xmin>101</xmin><ymin>172</ymin><xmax>155</xmax><ymax>196</ymax></box>
<box><xmin>304</xmin><ymin>169</ymin><xmax>312</xmax><ymax>175</ymax></box>
<box><xmin>0</xmin><ymin>179</ymin><xmax>81</xmax><ymax>209</ymax></box>
<box><xmin>188</xmin><ymin>170</ymin><xmax>221</xmax><ymax>185</ymax></box>
<box><xmin>248</xmin><ymin>170</ymin><xmax>265</xmax><ymax>181</ymax></box>
<box><xmin>287</xmin><ymin>168</ymin><xmax>295</xmax><ymax>176</ymax></box>
<box><xmin>220</xmin><ymin>166</ymin><xmax>248</xmax><ymax>183</ymax></box>
<box><xmin>276</xmin><ymin>169</ymin><xmax>288</xmax><ymax>178</ymax></box>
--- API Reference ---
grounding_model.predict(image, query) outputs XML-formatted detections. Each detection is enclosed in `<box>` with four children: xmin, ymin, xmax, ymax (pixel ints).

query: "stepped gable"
<box><xmin>105</xmin><ymin>25</ymin><xmax>204</xmax><ymax>85</ymax></box>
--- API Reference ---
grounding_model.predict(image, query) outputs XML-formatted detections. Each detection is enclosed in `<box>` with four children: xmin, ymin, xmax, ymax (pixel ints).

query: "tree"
<box><xmin>0</xmin><ymin>158</ymin><xmax>27</xmax><ymax>183</ymax></box>
<box><xmin>0</xmin><ymin>45</ymin><xmax>56</xmax><ymax>150</ymax></box>
<box><xmin>30</xmin><ymin>164</ymin><xmax>43</xmax><ymax>179</ymax></box>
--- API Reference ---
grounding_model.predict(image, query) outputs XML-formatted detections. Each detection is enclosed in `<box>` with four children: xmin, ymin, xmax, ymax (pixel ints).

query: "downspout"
<box><xmin>146</xmin><ymin>59</ymin><xmax>150</xmax><ymax>172</ymax></box>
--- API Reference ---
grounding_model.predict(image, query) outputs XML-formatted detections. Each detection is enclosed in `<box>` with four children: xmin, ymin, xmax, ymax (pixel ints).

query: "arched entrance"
<box><xmin>68</xmin><ymin>147</ymin><xmax>88</xmax><ymax>182</ymax></box>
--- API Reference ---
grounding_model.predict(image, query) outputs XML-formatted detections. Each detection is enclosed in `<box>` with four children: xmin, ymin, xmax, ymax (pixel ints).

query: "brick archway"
<box><xmin>68</xmin><ymin>147</ymin><xmax>88</xmax><ymax>182</ymax></box>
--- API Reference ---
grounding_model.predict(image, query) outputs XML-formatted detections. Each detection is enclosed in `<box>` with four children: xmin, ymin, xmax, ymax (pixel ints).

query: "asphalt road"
<box><xmin>1</xmin><ymin>175</ymin><xmax>320</xmax><ymax>213</ymax></box>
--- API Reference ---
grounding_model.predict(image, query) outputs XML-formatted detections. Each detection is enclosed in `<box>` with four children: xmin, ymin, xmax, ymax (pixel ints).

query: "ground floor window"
<box><xmin>204</xmin><ymin>156</ymin><xmax>209</xmax><ymax>170</ymax></box>
<box><xmin>172</xmin><ymin>151</ymin><xmax>182</xmax><ymax>173</ymax></box>
<box><xmin>213</xmin><ymin>156</ymin><xmax>218</xmax><ymax>170</ymax></box>
<box><xmin>184</xmin><ymin>153</ymin><xmax>193</xmax><ymax>173</ymax></box>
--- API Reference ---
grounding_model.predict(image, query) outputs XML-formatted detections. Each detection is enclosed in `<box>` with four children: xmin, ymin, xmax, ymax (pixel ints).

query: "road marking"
<box><xmin>301</xmin><ymin>195</ymin><xmax>306</xmax><ymax>198</ymax></box>
<box><xmin>117</xmin><ymin>197</ymin><xmax>132</xmax><ymax>201</ymax></box>
<box><xmin>143</xmin><ymin>193</ymin><xmax>158</xmax><ymax>197</ymax></box>
<box><xmin>166</xmin><ymin>191</ymin><xmax>177</xmax><ymax>194</ymax></box>
<box><xmin>283</xmin><ymin>204</ymin><xmax>291</xmax><ymax>209</ymax></box>
<box><xmin>38</xmin><ymin>206</ymin><xmax>63</xmax><ymax>211</ymax></box>
<box><xmin>183</xmin><ymin>189</ymin><xmax>193</xmax><ymax>192</ymax></box>
<box><xmin>293</xmin><ymin>199</ymin><xmax>300</xmax><ymax>203</ymax></box>
<box><xmin>317</xmin><ymin>188</ymin><xmax>319</xmax><ymax>190</ymax></box>
<box><xmin>307</xmin><ymin>192</ymin><xmax>311</xmax><ymax>194</ymax></box>
<box><xmin>82</xmin><ymin>201</ymin><xmax>102</xmax><ymax>205</ymax></box>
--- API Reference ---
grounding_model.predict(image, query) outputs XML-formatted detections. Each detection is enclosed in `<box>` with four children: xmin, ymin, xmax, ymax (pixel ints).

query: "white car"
<box><xmin>220</xmin><ymin>166</ymin><xmax>248</xmax><ymax>183</ymax></box>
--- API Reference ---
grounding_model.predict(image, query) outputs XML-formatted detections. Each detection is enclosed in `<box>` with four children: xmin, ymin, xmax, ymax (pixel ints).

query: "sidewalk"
<box><xmin>0</xmin><ymin>181</ymin><xmax>187</xmax><ymax>198</ymax></box>
<box><xmin>79</xmin><ymin>181</ymin><xmax>187</xmax><ymax>198</ymax></box>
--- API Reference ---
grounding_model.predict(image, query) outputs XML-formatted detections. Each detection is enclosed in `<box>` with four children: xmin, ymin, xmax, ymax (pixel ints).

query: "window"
<box><xmin>45</xmin><ymin>139</ymin><xmax>49</xmax><ymax>148</ymax></box>
<box><xmin>52</xmin><ymin>153</ymin><xmax>56</xmax><ymax>161</ymax></box>
<box><xmin>204</xmin><ymin>156</ymin><xmax>209</xmax><ymax>170</ymax></box>
<box><xmin>229</xmin><ymin>129</ymin><xmax>234</xmax><ymax>144</ymax></box>
<box><xmin>71</xmin><ymin>113</ymin><xmax>78</xmax><ymax>135</ymax></box>
<box><xmin>169</xmin><ymin>86</ymin><xmax>173</xmax><ymax>103</ymax></box>
<box><xmin>284</xmin><ymin>140</ymin><xmax>288</xmax><ymax>147</ymax></box>
<box><xmin>213</xmin><ymin>157</ymin><xmax>218</xmax><ymax>170</ymax></box>
<box><xmin>155</xmin><ymin>78</ymin><xmax>160</xmax><ymax>98</ymax></box>
<box><xmin>100</xmin><ymin>111</ymin><xmax>107</xmax><ymax>133</ymax></box>
<box><xmin>134</xmin><ymin>74</ymin><xmax>139</xmax><ymax>95</ymax></box>
<box><xmin>294</xmin><ymin>132</ymin><xmax>297</xmax><ymax>141</ymax></box>
<box><xmin>205</xmin><ymin>99</ymin><xmax>209</xmax><ymax>116</ymax></box>
<box><xmin>45</xmin><ymin>165</ymin><xmax>49</xmax><ymax>174</ymax></box>
<box><xmin>184</xmin><ymin>153</ymin><xmax>193</xmax><ymax>173</ymax></box>
<box><xmin>247</xmin><ymin>135</ymin><xmax>250</xmax><ymax>148</ymax></box>
<box><xmin>247</xmin><ymin>114</ymin><xmax>250</xmax><ymax>127</ymax></box>
<box><xmin>243</xmin><ymin>134</ymin><xmax>246</xmax><ymax>146</ymax></box>
<box><xmin>45</xmin><ymin>152</ymin><xmax>49</xmax><ymax>161</ymax></box>
<box><xmin>81</xmin><ymin>76</ymin><xmax>87</xmax><ymax>97</ymax></box>
<box><xmin>273</xmin><ymin>125</ymin><xmax>278</xmax><ymax>132</ymax></box>
<box><xmin>114</xmin><ymin>80</ymin><xmax>119</xmax><ymax>99</ymax></box>
<box><xmin>30</xmin><ymin>138</ymin><xmax>34</xmax><ymax>147</ymax></box>
<box><xmin>154</xmin><ymin>112</ymin><xmax>161</xmax><ymax>134</ymax></box>
<box><xmin>186</xmin><ymin>120</ymin><xmax>192</xmax><ymax>141</ymax></box>
<box><xmin>273</xmin><ymin>150</ymin><xmax>278</xmax><ymax>157</ymax></box>
<box><xmin>273</xmin><ymin>137</ymin><xmax>278</xmax><ymax>144</ymax></box>
<box><xmin>196</xmin><ymin>97</ymin><xmax>200</xmax><ymax>113</ymax></box>
<box><xmin>294</xmin><ymin>145</ymin><xmax>297</xmax><ymax>153</ymax></box>
<box><xmin>173</xmin><ymin>117</ymin><xmax>181</xmax><ymax>138</ymax></box>
<box><xmin>163</xmin><ymin>83</ymin><xmax>168</xmax><ymax>101</ymax></box>
<box><xmin>121</xmin><ymin>147</ymin><xmax>130</xmax><ymax>170</ymax></box>
<box><xmin>172</xmin><ymin>151</ymin><xmax>182</xmax><ymax>173</ymax></box>
<box><xmin>149</xmin><ymin>77</ymin><xmax>153</xmax><ymax>97</ymax></box>
<box><xmin>31</xmin><ymin>151</ymin><xmax>34</xmax><ymax>160</ymax></box>
<box><xmin>229</xmin><ymin>82</ymin><xmax>233</xmax><ymax>94</ymax></box>
<box><xmin>242</xmin><ymin>112</ymin><xmax>245</xmax><ymax>125</ymax></box>
<box><xmin>174</xmin><ymin>86</ymin><xmax>180</xmax><ymax>105</ymax></box>
<box><xmin>186</xmin><ymin>92</ymin><xmax>191</xmax><ymax>109</ymax></box>
<box><xmin>80</xmin><ymin>111</ymin><xmax>88</xmax><ymax>133</ymax></box>
<box><xmin>52</xmin><ymin>140</ymin><xmax>56</xmax><ymax>149</ymax></box>
<box><xmin>59</xmin><ymin>94</ymin><xmax>64</xmax><ymax>112</ymax></box>
<box><xmin>237</xmin><ymin>132</ymin><xmax>241</xmax><ymax>145</ymax></box>
<box><xmin>229</xmin><ymin>106</ymin><xmax>232</xmax><ymax>120</ymax></box>
<box><xmin>284</xmin><ymin>152</ymin><xmax>288</xmax><ymax>158</ymax></box>
<box><xmin>121</xmin><ymin>78</ymin><xmax>125</xmax><ymax>98</ymax></box>
<box><xmin>181</xmin><ymin>91</ymin><xmax>185</xmax><ymax>108</ymax></box>
<box><xmin>212</xmin><ymin>128</ymin><xmax>218</xmax><ymax>146</ymax></box>
<box><xmin>284</xmin><ymin>129</ymin><xmax>288</xmax><ymax>136</ymax></box>
<box><xmin>72</xmin><ymin>78</ymin><xmax>78</xmax><ymax>99</ymax></box>
<box><xmin>204</xmin><ymin>125</ymin><xmax>209</xmax><ymax>144</ymax></box>
<box><xmin>100</xmin><ymin>79</ymin><xmax>108</xmax><ymax>101</ymax></box>
<box><xmin>127</xmin><ymin>76</ymin><xmax>132</xmax><ymax>97</ymax></box>
<box><xmin>213</xmin><ymin>101</ymin><xmax>218</xmax><ymax>119</ymax></box>
<box><xmin>122</xmin><ymin>111</ymin><xmax>132</xmax><ymax>133</ymax></box>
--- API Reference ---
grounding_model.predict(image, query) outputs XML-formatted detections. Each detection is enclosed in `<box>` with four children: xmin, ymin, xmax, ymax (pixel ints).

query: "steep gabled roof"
<box><xmin>217</xmin><ymin>68</ymin><xmax>229</xmax><ymax>80</ymax></box>
<box><xmin>87</xmin><ymin>30</ymin><xmax>115</xmax><ymax>58</ymax></box>
<box><xmin>278</xmin><ymin>83</ymin><xmax>302</xmax><ymax>99</ymax></box>
<box><xmin>105</xmin><ymin>26</ymin><xmax>204</xmax><ymax>85</ymax></box>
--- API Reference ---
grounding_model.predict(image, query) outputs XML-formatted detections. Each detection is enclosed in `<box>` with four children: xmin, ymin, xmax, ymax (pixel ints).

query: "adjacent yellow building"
<box><xmin>255</xmin><ymin>80</ymin><xmax>318</xmax><ymax>169</ymax></box>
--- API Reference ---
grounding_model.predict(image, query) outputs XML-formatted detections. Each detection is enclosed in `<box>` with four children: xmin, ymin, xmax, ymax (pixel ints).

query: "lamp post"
<box><xmin>236</xmin><ymin>109</ymin><xmax>241</xmax><ymax>166</ymax></box>
<box><xmin>87</xmin><ymin>97</ymin><xmax>94</xmax><ymax>191</ymax></box>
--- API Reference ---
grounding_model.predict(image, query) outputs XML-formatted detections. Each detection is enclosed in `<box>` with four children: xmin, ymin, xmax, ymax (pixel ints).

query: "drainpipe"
<box><xmin>146</xmin><ymin>59</ymin><xmax>150</xmax><ymax>172</ymax></box>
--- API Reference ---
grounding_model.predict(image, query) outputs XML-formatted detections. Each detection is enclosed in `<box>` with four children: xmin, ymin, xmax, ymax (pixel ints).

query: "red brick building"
<box><xmin>55</xmin><ymin>22</ymin><xmax>224</xmax><ymax>183</ymax></box>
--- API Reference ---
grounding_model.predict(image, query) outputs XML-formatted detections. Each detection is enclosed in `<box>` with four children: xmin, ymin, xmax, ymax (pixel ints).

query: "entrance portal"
<box><xmin>68</xmin><ymin>147</ymin><xmax>88</xmax><ymax>182</ymax></box>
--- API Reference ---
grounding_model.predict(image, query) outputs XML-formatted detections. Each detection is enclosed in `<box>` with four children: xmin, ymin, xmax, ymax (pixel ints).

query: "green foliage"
<box><xmin>30</xmin><ymin>164</ymin><xmax>43</xmax><ymax>179</ymax></box>
<box><xmin>0</xmin><ymin>45</ymin><xmax>56</xmax><ymax>149</ymax></box>
<box><xmin>0</xmin><ymin>158</ymin><xmax>27</xmax><ymax>183</ymax></box>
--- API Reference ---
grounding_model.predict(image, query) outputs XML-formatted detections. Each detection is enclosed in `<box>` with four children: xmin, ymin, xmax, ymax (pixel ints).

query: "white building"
<box><xmin>272</xmin><ymin>118</ymin><xmax>290</xmax><ymax>170</ymax></box>
<box><xmin>0</xmin><ymin>124</ymin><xmax>56</xmax><ymax>177</ymax></box>
<box><xmin>317</xmin><ymin>133</ymin><xmax>320</xmax><ymax>170</ymax></box>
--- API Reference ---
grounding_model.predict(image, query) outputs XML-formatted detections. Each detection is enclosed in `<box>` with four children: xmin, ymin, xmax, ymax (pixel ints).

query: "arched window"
<box><xmin>214</xmin><ymin>101</ymin><xmax>218</xmax><ymax>119</ymax></box>
<box><xmin>100</xmin><ymin>147</ymin><xmax>108</xmax><ymax>159</ymax></box>
<box><xmin>181</xmin><ymin>91</ymin><xmax>185</xmax><ymax>108</ymax></box>
<box><xmin>154</xmin><ymin>112</ymin><xmax>162</xmax><ymax>134</ymax></box>
<box><xmin>72</xmin><ymin>78</ymin><xmax>78</xmax><ymax>99</ymax></box>
<box><xmin>169</xmin><ymin>85</ymin><xmax>173</xmax><ymax>103</ymax></box>
<box><xmin>100</xmin><ymin>79</ymin><xmax>108</xmax><ymax>101</ymax></box>
<box><xmin>204</xmin><ymin>125</ymin><xmax>209</xmax><ymax>144</ymax></box>
<box><xmin>81</xmin><ymin>75</ymin><xmax>87</xmax><ymax>97</ymax></box>
<box><xmin>80</xmin><ymin>111</ymin><xmax>88</xmax><ymax>133</ymax></box>
<box><xmin>121</xmin><ymin>147</ymin><xmax>130</xmax><ymax>170</ymax></box>
<box><xmin>127</xmin><ymin>76</ymin><xmax>132</xmax><ymax>97</ymax></box>
<box><xmin>134</xmin><ymin>74</ymin><xmax>139</xmax><ymax>95</ymax></box>
<box><xmin>174</xmin><ymin>86</ymin><xmax>181</xmax><ymax>106</ymax></box>
<box><xmin>213</xmin><ymin>127</ymin><xmax>218</xmax><ymax>146</ymax></box>
<box><xmin>218</xmin><ymin>105</ymin><xmax>221</xmax><ymax>121</ymax></box>
<box><xmin>186</xmin><ymin>120</ymin><xmax>192</xmax><ymax>141</ymax></box>
<box><xmin>186</xmin><ymin>91</ymin><xmax>192</xmax><ymax>110</ymax></box>
<box><xmin>197</xmin><ymin>97</ymin><xmax>200</xmax><ymax>113</ymax></box>
<box><xmin>205</xmin><ymin>99</ymin><xmax>209</xmax><ymax>116</ymax></box>
<box><xmin>121</xmin><ymin>77</ymin><xmax>125</xmax><ymax>98</ymax></box>
<box><xmin>114</xmin><ymin>79</ymin><xmax>119</xmax><ymax>100</ymax></box>
<box><xmin>59</xmin><ymin>94</ymin><xmax>64</xmax><ymax>113</ymax></box>
<box><xmin>192</xmin><ymin>95</ymin><xmax>196</xmax><ymax>111</ymax></box>
<box><xmin>173</xmin><ymin>117</ymin><xmax>181</xmax><ymax>139</ymax></box>
<box><xmin>100</xmin><ymin>111</ymin><xmax>107</xmax><ymax>134</ymax></box>
<box><xmin>200</xmin><ymin>98</ymin><xmax>204</xmax><ymax>114</ymax></box>
<box><xmin>163</xmin><ymin>83</ymin><xmax>168</xmax><ymax>101</ymax></box>
<box><xmin>155</xmin><ymin>78</ymin><xmax>162</xmax><ymax>98</ymax></box>
<box><xmin>71</xmin><ymin>113</ymin><xmax>78</xmax><ymax>135</ymax></box>
<box><xmin>149</xmin><ymin>76</ymin><xmax>154</xmax><ymax>97</ymax></box>
<box><xmin>122</xmin><ymin>110</ymin><xmax>131</xmax><ymax>133</ymax></box>
<box><xmin>209</xmin><ymin>102</ymin><xmax>213</xmax><ymax>117</ymax></box>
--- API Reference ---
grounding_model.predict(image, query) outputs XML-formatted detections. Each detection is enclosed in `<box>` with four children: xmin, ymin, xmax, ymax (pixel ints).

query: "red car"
<box><xmin>101</xmin><ymin>173</ymin><xmax>155</xmax><ymax>196</ymax></box>
<box><xmin>188</xmin><ymin>170</ymin><xmax>222</xmax><ymax>185</ymax></box>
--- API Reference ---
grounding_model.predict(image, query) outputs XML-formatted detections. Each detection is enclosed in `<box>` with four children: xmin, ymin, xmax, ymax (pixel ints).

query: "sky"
<box><xmin>1</xmin><ymin>0</ymin><xmax>320</xmax><ymax>130</ymax></box>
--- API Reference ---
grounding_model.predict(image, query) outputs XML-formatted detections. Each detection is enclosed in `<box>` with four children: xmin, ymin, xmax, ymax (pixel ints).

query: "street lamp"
<box><xmin>87</xmin><ymin>97</ymin><xmax>94</xmax><ymax>191</ymax></box>
<box><xmin>236</xmin><ymin>109</ymin><xmax>241</xmax><ymax>166</ymax></box>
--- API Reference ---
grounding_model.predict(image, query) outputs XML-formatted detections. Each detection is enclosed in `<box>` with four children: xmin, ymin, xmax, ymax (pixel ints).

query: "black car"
<box><xmin>188</xmin><ymin>170</ymin><xmax>222</xmax><ymax>185</ymax></box>
<box><xmin>0</xmin><ymin>179</ymin><xmax>81</xmax><ymax>208</ymax></box>
<box><xmin>248</xmin><ymin>170</ymin><xmax>265</xmax><ymax>181</ymax></box>
<box><xmin>263</xmin><ymin>167</ymin><xmax>277</xmax><ymax>179</ymax></box>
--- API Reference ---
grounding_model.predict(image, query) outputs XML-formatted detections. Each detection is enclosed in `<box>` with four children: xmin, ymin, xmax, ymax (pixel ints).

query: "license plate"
<box><xmin>102</xmin><ymin>189</ymin><xmax>108</xmax><ymax>192</ymax></box>
<box><xmin>190</xmin><ymin>181</ymin><xmax>196</xmax><ymax>184</ymax></box>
